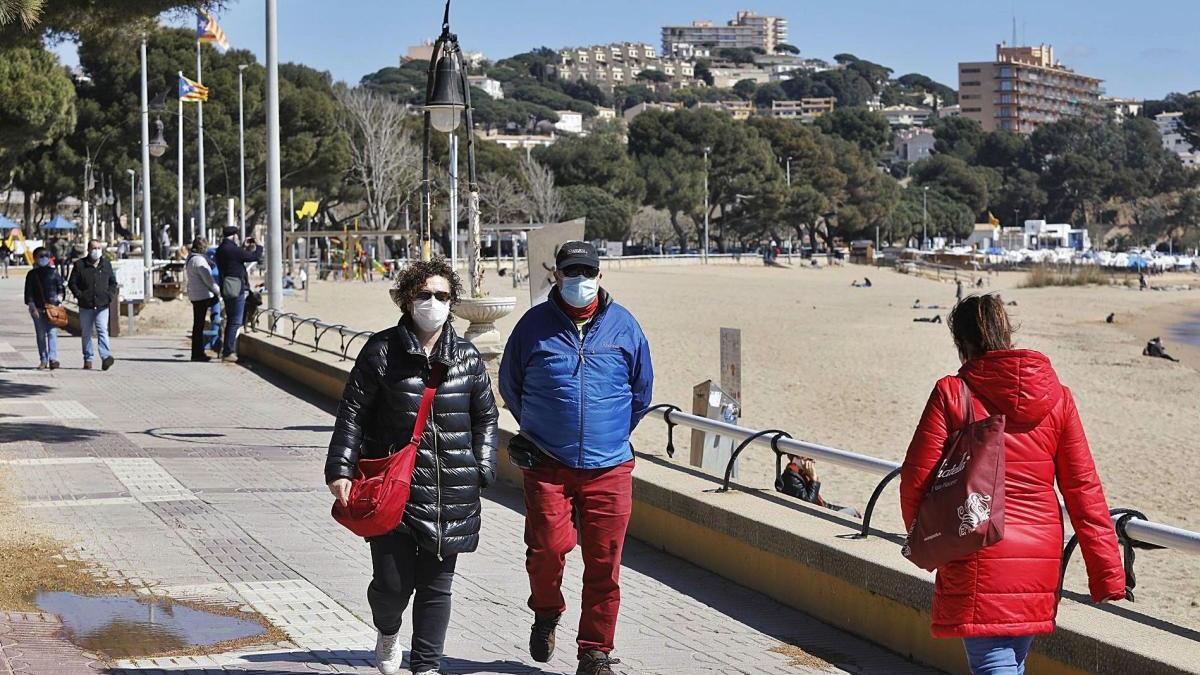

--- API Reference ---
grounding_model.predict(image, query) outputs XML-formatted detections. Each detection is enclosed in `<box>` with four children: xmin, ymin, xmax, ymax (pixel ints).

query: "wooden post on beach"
<box><xmin>721</xmin><ymin>327</ymin><xmax>741</xmax><ymax>404</ymax></box>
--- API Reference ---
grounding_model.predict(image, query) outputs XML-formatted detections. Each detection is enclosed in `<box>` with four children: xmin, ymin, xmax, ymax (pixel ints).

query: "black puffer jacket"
<box><xmin>326</xmin><ymin>317</ymin><xmax>499</xmax><ymax>556</ymax></box>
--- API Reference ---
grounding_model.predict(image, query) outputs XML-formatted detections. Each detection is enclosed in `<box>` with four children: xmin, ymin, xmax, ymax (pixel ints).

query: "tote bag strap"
<box><xmin>959</xmin><ymin>377</ymin><xmax>976</xmax><ymax>426</ymax></box>
<box><xmin>409</xmin><ymin>362</ymin><xmax>448</xmax><ymax>445</ymax></box>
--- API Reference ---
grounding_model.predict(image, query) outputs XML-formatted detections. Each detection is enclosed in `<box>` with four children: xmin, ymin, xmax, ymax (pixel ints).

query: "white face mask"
<box><xmin>88</xmin><ymin>249</ymin><xmax>102</xmax><ymax>261</ymax></box>
<box><xmin>410</xmin><ymin>297</ymin><xmax>450</xmax><ymax>333</ymax></box>
<box><xmin>560</xmin><ymin>275</ymin><xmax>599</xmax><ymax>308</ymax></box>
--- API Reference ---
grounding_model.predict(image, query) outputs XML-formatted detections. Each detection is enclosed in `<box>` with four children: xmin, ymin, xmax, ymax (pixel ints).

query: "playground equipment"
<box><xmin>2</xmin><ymin>227</ymin><xmax>36</xmax><ymax>265</ymax></box>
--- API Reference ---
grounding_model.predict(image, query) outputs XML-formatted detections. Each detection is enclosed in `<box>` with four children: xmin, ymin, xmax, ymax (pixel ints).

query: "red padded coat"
<box><xmin>900</xmin><ymin>349</ymin><xmax>1125</xmax><ymax>638</ymax></box>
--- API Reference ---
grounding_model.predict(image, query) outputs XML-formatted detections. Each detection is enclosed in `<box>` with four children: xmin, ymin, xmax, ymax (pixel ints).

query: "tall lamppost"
<box><xmin>785</xmin><ymin>155</ymin><xmax>792</xmax><ymax>187</ymax></box>
<box><xmin>127</xmin><ymin>169</ymin><xmax>136</xmax><ymax>236</ymax></box>
<box><xmin>238</xmin><ymin>63</ymin><xmax>248</xmax><ymax>238</ymax></box>
<box><xmin>702</xmin><ymin>145</ymin><xmax>711</xmax><ymax>263</ymax></box>
<box><xmin>922</xmin><ymin>185</ymin><xmax>929</xmax><ymax>251</ymax></box>
<box><xmin>420</xmin><ymin>0</ymin><xmax>483</xmax><ymax>295</ymax></box>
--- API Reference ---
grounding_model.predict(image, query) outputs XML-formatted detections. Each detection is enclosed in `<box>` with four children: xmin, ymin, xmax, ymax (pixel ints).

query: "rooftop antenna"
<box><xmin>1012</xmin><ymin>12</ymin><xmax>1017</xmax><ymax>46</ymax></box>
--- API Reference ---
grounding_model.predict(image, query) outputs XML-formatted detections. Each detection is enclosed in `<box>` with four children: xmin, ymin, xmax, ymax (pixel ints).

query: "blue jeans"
<box><xmin>963</xmin><ymin>636</ymin><xmax>1035</xmax><ymax>675</ymax></box>
<box><xmin>221</xmin><ymin>293</ymin><xmax>246</xmax><ymax>357</ymax></box>
<box><xmin>79</xmin><ymin>307</ymin><xmax>111</xmax><ymax>363</ymax></box>
<box><xmin>32</xmin><ymin>311</ymin><xmax>58</xmax><ymax>363</ymax></box>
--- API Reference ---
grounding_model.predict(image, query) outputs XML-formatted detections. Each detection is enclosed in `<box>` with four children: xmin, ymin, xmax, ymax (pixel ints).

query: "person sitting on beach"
<box><xmin>1143</xmin><ymin>337</ymin><xmax>1180</xmax><ymax>362</ymax></box>
<box><xmin>864</xmin><ymin>277</ymin><xmax>872</xmax><ymax>288</ymax></box>
<box><xmin>777</xmin><ymin>456</ymin><xmax>862</xmax><ymax>517</ymax></box>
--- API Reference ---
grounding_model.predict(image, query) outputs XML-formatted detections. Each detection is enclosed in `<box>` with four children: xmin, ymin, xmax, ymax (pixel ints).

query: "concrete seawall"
<box><xmin>238</xmin><ymin>329</ymin><xmax>1200</xmax><ymax>675</ymax></box>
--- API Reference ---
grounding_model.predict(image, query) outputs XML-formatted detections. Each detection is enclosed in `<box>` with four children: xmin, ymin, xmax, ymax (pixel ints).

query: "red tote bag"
<box><xmin>903</xmin><ymin>379</ymin><xmax>1007</xmax><ymax>572</ymax></box>
<box><xmin>333</xmin><ymin>363</ymin><xmax>446</xmax><ymax>538</ymax></box>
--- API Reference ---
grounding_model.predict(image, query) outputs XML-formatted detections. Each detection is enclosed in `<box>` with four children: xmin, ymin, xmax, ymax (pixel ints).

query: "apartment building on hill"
<box><xmin>557</xmin><ymin>42</ymin><xmax>695</xmax><ymax>92</ymax></box>
<box><xmin>662</xmin><ymin>11</ymin><xmax>788</xmax><ymax>55</ymax></box>
<box><xmin>958</xmin><ymin>43</ymin><xmax>1102</xmax><ymax>134</ymax></box>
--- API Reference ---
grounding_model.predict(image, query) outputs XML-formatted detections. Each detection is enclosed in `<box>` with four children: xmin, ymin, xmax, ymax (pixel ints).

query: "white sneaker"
<box><xmin>375</xmin><ymin>630</ymin><xmax>403</xmax><ymax>675</ymax></box>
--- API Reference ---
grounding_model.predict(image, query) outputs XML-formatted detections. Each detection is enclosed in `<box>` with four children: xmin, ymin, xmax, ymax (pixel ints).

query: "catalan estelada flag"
<box><xmin>196</xmin><ymin>12</ymin><xmax>230</xmax><ymax>52</ymax></box>
<box><xmin>179</xmin><ymin>73</ymin><xmax>209</xmax><ymax>102</ymax></box>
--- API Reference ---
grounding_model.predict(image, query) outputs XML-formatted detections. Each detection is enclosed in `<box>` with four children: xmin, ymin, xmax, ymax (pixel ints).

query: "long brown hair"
<box><xmin>948</xmin><ymin>294</ymin><xmax>1014</xmax><ymax>361</ymax></box>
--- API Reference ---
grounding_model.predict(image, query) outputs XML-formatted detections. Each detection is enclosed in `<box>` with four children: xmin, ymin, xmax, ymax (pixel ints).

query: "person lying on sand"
<box><xmin>913</xmin><ymin>315</ymin><xmax>943</xmax><ymax>324</ymax></box>
<box><xmin>913</xmin><ymin>300</ymin><xmax>944</xmax><ymax>310</ymax></box>
<box><xmin>1143</xmin><ymin>337</ymin><xmax>1180</xmax><ymax>362</ymax></box>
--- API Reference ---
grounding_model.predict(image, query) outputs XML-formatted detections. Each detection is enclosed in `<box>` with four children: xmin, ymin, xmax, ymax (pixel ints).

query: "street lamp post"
<box><xmin>702</xmin><ymin>145</ymin><xmax>711</xmax><ymax>263</ymax></box>
<box><xmin>785</xmin><ymin>155</ymin><xmax>792</xmax><ymax>187</ymax></box>
<box><xmin>922</xmin><ymin>186</ymin><xmax>929</xmax><ymax>251</ymax></box>
<box><xmin>127</xmin><ymin>169</ymin><xmax>136</xmax><ymax>237</ymax></box>
<box><xmin>264</xmin><ymin>0</ymin><xmax>284</xmax><ymax>310</ymax></box>
<box><xmin>238</xmin><ymin>63</ymin><xmax>248</xmax><ymax>238</ymax></box>
<box><xmin>421</xmin><ymin>0</ymin><xmax>482</xmax><ymax>295</ymax></box>
<box><xmin>139</xmin><ymin>36</ymin><xmax>155</xmax><ymax>300</ymax></box>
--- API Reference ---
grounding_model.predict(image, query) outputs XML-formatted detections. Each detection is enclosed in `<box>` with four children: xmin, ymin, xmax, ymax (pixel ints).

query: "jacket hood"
<box><xmin>958</xmin><ymin>349</ymin><xmax>1062</xmax><ymax>427</ymax></box>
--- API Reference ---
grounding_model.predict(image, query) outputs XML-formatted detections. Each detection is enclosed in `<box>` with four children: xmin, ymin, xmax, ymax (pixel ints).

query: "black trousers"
<box><xmin>191</xmin><ymin>300</ymin><xmax>211</xmax><ymax>357</ymax></box>
<box><xmin>368</xmin><ymin>531</ymin><xmax>458</xmax><ymax>673</ymax></box>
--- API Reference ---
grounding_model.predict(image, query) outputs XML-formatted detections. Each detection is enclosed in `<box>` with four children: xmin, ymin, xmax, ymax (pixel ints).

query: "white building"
<box><xmin>880</xmin><ymin>105</ymin><xmax>933</xmax><ymax>127</ymax></box>
<box><xmin>708</xmin><ymin>66</ymin><xmax>770</xmax><ymax>88</ymax></box>
<box><xmin>1102</xmin><ymin>96</ymin><xmax>1143</xmax><ymax>122</ymax></box>
<box><xmin>1023</xmin><ymin>219</ymin><xmax>1091</xmax><ymax>251</ymax></box>
<box><xmin>475</xmin><ymin>130</ymin><xmax>557</xmax><ymax>154</ymax></box>
<box><xmin>1155</xmin><ymin>112</ymin><xmax>1200</xmax><ymax>168</ymax></box>
<box><xmin>622</xmin><ymin>101</ymin><xmax>683</xmax><ymax>122</ymax></box>
<box><xmin>893</xmin><ymin>128</ymin><xmax>936</xmax><ymax>162</ymax></box>
<box><xmin>938</xmin><ymin>104</ymin><xmax>962</xmax><ymax>119</ymax></box>
<box><xmin>554</xmin><ymin>110</ymin><xmax>584</xmax><ymax>135</ymax></box>
<box><xmin>467</xmin><ymin>75</ymin><xmax>503</xmax><ymax>100</ymax></box>
<box><xmin>770</xmin><ymin>98</ymin><xmax>836</xmax><ymax>121</ymax></box>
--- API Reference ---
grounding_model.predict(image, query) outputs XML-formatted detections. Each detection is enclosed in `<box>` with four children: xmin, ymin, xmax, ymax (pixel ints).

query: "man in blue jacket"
<box><xmin>499</xmin><ymin>241</ymin><xmax>653</xmax><ymax>675</ymax></box>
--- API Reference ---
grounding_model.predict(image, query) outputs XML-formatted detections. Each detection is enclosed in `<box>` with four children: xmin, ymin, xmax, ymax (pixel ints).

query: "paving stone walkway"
<box><xmin>0</xmin><ymin>277</ymin><xmax>939</xmax><ymax>674</ymax></box>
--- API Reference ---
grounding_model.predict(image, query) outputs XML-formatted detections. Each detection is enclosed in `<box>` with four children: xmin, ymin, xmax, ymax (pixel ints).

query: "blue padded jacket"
<box><xmin>499</xmin><ymin>289</ymin><xmax>653</xmax><ymax>469</ymax></box>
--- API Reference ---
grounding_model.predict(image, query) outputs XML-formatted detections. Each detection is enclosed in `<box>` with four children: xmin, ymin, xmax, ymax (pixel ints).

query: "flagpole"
<box><xmin>177</xmin><ymin>88</ymin><xmax>184</xmax><ymax>251</ymax></box>
<box><xmin>196</xmin><ymin>40</ymin><xmax>207</xmax><ymax>241</ymax></box>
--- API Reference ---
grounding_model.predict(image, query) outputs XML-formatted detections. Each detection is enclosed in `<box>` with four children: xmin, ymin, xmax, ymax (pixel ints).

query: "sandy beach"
<box><xmin>135</xmin><ymin>259</ymin><xmax>1200</xmax><ymax>629</ymax></box>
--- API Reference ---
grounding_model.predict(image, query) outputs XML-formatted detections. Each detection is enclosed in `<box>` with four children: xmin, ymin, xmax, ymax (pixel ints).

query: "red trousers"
<box><xmin>523</xmin><ymin>458</ymin><xmax>634</xmax><ymax>656</ymax></box>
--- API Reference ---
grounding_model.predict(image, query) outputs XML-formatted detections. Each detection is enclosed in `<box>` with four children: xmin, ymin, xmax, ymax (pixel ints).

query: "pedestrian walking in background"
<box><xmin>67</xmin><ymin>239</ymin><xmax>118</xmax><ymax>371</ymax></box>
<box><xmin>500</xmin><ymin>241</ymin><xmax>654</xmax><ymax>675</ymax></box>
<box><xmin>186</xmin><ymin>236</ymin><xmax>220</xmax><ymax>362</ymax></box>
<box><xmin>900</xmin><ymin>294</ymin><xmax>1125</xmax><ymax>675</ymax></box>
<box><xmin>24</xmin><ymin>247</ymin><xmax>65</xmax><ymax>370</ymax></box>
<box><xmin>326</xmin><ymin>257</ymin><xmax>499</xmax><ymax>675</ymax></box>
<box><xmin>0</xmin><ymin>238</ymin><xmax>11</xmax><ymax>278</ymax></box>
<box><xmin>215</xmin><ymin>226</ymin><xmax>262</xmax><ymax>363</ymax></box>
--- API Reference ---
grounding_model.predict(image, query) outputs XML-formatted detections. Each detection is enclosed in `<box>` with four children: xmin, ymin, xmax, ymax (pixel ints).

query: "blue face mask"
<box><xmin>559</xmin><ymin>275</ymin><xmax>599</xmax><ymax>308</ymax></box>
<box><xmin>37</xmin><ymin>257</ymin><xmax>50</xmax><ymax>267</ymax></box>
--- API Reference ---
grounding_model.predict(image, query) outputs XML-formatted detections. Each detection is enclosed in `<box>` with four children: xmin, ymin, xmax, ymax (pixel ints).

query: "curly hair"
<box><xmin>389</xmin><ymin>257</ymin><xmax>464</xmax><ymax>311</ymax></box>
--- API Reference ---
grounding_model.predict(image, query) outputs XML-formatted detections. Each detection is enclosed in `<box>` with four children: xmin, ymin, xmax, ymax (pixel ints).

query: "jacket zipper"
<box><xmin>428</xmin><ymin>356</ymin><xmax>444</xmax><ymax>561</ymax></box>
<box><xmin>575</xmin><ymin>309</ymin><xmax>605</xmax><ymax>468</ymax></box>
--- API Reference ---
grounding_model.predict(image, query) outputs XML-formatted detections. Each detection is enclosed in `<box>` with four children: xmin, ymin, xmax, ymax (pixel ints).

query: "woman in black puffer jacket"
<box><xmin>325</xmin><ymin>258</ymin><xmax>498</xmax><ymax>675</ymax></box>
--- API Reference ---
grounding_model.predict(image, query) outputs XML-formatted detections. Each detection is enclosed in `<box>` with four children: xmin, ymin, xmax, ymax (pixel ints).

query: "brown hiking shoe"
<box><xmin>529</xmin><ymin>613</ymin><xmax>560</xmax><ymax>663</ymax></box>
<box><xmin>576</xmin><ymin>650</ymin><xmax>620</xmax><ymax>675</ymax></box>
<box><xmin>83</xmin><ymin>361</ymin><xmax>93</xmax><ymax>370</ymax></box>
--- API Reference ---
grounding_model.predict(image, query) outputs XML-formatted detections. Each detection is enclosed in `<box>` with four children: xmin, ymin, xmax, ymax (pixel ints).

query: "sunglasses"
<box><xmin>415</xmin><ymin>290</ymin><xmax>452</xmax><ymax>302</ymax></box>
<box><xmin>561</xmin><ymin>266</ymin><xmax>599</xmax><ymax>279</ymax></box>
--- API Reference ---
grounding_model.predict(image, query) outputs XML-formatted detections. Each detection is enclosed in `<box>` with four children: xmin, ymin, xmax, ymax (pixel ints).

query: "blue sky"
<box><xmin>56</xmin><ymin>0</ymin><xmax>1197</xmax><ymax>100</ymax></box>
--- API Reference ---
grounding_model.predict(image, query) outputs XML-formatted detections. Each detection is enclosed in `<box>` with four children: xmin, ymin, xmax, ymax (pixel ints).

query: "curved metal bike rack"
<box><xmin>853</xmin><ymin>467</ymin><xmax>904</xmax><ymax>539</ymax></box>
<box><xmin>644</xmin><ymin>404</ymin><xmax>682</xmax><ymax>458</ymax></box>
<box><xmin>1060</xmin><ymin>507</ymin><xmax>1165</xmax><ymax>602</ymax></box>
<box><xmin>719</xmin><ymin>429</ymin><xmax>791</xmax><ymax>493</ymax></box>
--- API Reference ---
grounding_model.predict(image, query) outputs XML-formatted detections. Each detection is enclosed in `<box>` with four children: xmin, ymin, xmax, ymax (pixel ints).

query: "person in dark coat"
<box><xmin>778</xmin><ymin>456</ymin><xmax>822</xmax><ymax>504</ymax></box>
<box><xmin>325</xmin><ymin>257</ymin><xmax>499</xmax><ymax>675</ymax></box>
<box><xmin>214</xmin><ymin>226</ymin><xmax>262</xmax><ymax>362</ymax></box>
<box><xmin>24</xmin><ymin>247</ymin><xmax>65</xmax><ymax>369</ymax></box>
<box><xmin>67</xmin><ymin>239</ymin><xmax>119</xmax><ymax>370</ymax></box>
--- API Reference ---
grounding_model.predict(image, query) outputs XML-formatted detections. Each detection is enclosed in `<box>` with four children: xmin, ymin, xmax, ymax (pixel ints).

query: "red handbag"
<box><xmin>903</xmin><ymin>379</ymin><xmax>1007</xmax><ymax>571</ymax></box>
<box><xmin>332</xmin><ymin>363</ymin><xmax>447</xmax><ymax>538</ymax></box>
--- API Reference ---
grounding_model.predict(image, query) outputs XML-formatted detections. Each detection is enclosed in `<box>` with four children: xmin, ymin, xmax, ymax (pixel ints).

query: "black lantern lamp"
<box><xmin>420</xmin><ymin>0</ymin><xmax>482</xmax><ymax>296</ymax></box>
<box><xmin>149</xmin><ymin>117</ymin><xmax>168</xmax><ymax>158</ymax></box>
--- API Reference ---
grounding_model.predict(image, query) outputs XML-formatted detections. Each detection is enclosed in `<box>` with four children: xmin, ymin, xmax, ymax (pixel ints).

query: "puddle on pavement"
<box><xmin>35</xmin><ymin>591</ymin><xmax>267</xmax><ymax>659</ymax></box>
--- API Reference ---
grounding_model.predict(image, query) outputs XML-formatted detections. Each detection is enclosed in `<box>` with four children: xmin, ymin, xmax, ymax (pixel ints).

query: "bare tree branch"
<box><xmin>520</xmin><ymin>156</ymin><xmax>562</xmax><ymax>225</ymax></box>
<box><xmin>335</xmin><ymin>86</ymin><xmax>419</xmax><ymax>232</ymax></box>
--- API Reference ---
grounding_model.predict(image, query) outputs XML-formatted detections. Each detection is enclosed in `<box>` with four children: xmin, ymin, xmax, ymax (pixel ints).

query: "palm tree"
<box><xmin>0</xmin><ymin>0</ymin><xmax>45</xmax><ymax>29</ymax></box>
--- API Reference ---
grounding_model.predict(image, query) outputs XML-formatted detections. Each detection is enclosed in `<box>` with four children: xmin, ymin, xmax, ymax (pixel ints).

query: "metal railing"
<box><xmin>644</xmin><ymin>407</ymin><xmax>1200</xmax><ymax>560</ymax></box>
<box><xmin>247</xmin><ymin>308</ymin><xmax>374</xmax><ymax>361</ymax></box>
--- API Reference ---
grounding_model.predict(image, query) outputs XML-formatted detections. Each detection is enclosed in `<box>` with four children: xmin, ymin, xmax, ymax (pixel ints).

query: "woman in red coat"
<box><xmin>900</xmin><ymin>294</ymin><xmax>1126</xmax><ymax>675</ymax></box>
